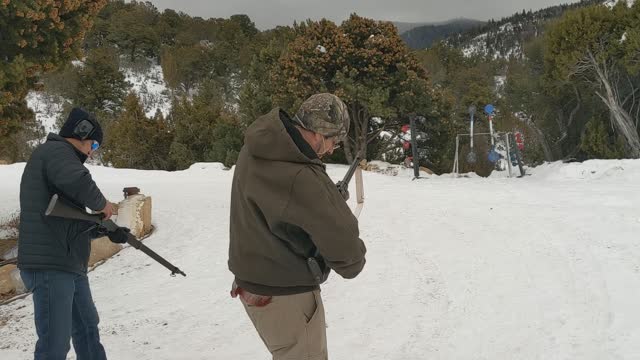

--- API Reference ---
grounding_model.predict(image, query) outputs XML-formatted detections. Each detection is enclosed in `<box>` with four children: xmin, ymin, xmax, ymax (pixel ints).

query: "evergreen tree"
<box><xmin>73</xmin><ymin>46</ymin><xmax>130</xmax><ymax>117</ymax></box>
<box><xmin>0</xmin><ymin>0</ymin><xmax>107</xmax><ymax>142</ymax></box>
<box><xmin>103</xmin><ymin>93</ymin><xmax>174</xmax><ymax>169</ymax></box>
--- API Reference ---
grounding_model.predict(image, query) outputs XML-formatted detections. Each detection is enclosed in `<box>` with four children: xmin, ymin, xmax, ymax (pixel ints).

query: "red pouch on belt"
<box><xmin>230</xmin><ymin>282</ymin><xmax>272</xmax><ymax>307</ymax></box>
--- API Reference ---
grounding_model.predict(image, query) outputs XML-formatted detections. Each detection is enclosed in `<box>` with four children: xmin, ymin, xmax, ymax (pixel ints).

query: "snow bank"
<box><xmin>525</xmin><ymin>159</ymin><xmax>640</xmax><ymax>182</ymax></box>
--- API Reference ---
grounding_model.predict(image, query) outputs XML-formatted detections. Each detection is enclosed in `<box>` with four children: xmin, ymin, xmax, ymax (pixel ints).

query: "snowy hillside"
<box><xmin>25</xmin><ymin>92</ymin><xmax>65</xmax><ymax>135</ymax></box>
<box><xmin>122</xmin><ymin>63</ymin><xmax>172</xmax><ymax>119</ymax></box>
<box><xmin>1</xmin><ymin>159</ymin><xmax>639</xmax><ymax>359</ymax></box>
<box><xmin>461</xmin><ymin>23</ymin><xmax>523</xmax><ymax>59</ymax></box>
<box><xmin>604</xmin><ymin>0</ymin><xmax>636</xmax><ymax>8</ymax></box>
<box><xmin>449</xmin><ymin>0</ymin><xmax>603</xmax><ymax>58</ymax></box>
<box><xmin>26</xmin><ymin>61</ymin><xmax>171</xmax><ymax>138</ymax></box>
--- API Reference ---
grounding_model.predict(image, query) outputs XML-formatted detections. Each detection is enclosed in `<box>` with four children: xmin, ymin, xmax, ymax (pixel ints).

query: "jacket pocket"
<box><xmin>304</xmin><ymin>291</ymin><xmax>327</xmax><ymax>357</ymax></box>
<box><xmin>44</xmin><ymin>216</ymin><xmax>71</xmax><ymax>255</ymax></box>
<box><xmin>68</xmin><ymin>222</ymin><xmax>92</xmax><ymax>266</ymax></box>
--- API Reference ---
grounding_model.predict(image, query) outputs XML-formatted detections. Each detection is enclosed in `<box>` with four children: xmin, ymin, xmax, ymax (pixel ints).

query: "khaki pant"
<box><xmin>241</xmin><ymin>290</ymin><xmax>328</xmax><ymax>360</ymax></box>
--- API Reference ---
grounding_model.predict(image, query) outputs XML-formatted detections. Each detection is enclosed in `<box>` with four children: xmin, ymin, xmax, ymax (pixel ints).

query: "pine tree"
<box><xmin>103</xmin><ymin>93</ymin><xmax>174</xmax><ymax>170</ymax></box>
<box><xmin>580</xmin><ymin>118</ymin><xmax>626</xmax><ymax>159</ymax></box>
<box><xmin>107</xmin><ymin>1</ymin><xmax>160</xmax><ymax>61</ymax></box>
<box><xmin>271</xmin><ymin>14</ymin><xmax>452</xmax><ymax>168</ymax></box>
<box><xmin>0</xmin><ymin>0</ymin><xmax>107</xmax><ymax>141</ymax></box>
<box><xmin>169</xmin><ymin>81</ymin><xmax>243</xmax><ymax>169</ymax></box>
<box><xmin>74</xmin><ymin>46</ymin><xmax>130</xmax><ymax>117</ymax></box>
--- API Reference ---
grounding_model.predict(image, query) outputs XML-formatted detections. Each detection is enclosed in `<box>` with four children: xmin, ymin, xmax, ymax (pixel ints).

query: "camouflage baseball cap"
<box><xmin>293</xmin><ymin>93</ymin><xmax>350</xmax><ymax>141</ymax></box>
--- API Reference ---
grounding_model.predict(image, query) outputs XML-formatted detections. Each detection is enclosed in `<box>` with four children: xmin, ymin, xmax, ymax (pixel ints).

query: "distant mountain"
<box><xmin>393</xmin><ymin>21</ymin><xmax>440</xmax><ymax>34</ymax></box>
<box><xmin>400</xmin><ymin>18</ymin><xmax>485</xmax><ymax>49</ymax></box>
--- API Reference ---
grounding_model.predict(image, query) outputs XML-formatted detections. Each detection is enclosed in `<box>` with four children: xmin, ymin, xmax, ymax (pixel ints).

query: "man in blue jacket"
<box><xmin>18</xmin><ymin>107</ymin><xmax>130</xmax><ymax>360</ymax></box>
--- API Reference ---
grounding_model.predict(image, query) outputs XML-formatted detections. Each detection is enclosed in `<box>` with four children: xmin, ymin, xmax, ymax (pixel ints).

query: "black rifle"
<box><xmin>45</xmin><ymin>194</ymin><xmax>186</xmax><ymax>277</ymax></box>
<box><xmin>308</xmin><ymin>156</ymin><xmax>362</xmax><ymax>283</ymax></box>
<box><xmin>335</xmin><ymin>156</ymin><xmax>362</xmax><ymax>201</ymax></box>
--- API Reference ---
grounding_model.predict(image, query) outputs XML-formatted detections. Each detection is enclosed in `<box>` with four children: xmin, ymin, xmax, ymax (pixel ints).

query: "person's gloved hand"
<box><xmin>341</xmin><ymin>188</ymin><xmax>350</xmax><ymax>201</ymax></box>
<box><xmin>107</xmin><ymin>227</ymin><xmax>130</xmax><ymax>244</ymax></box>
<box><xmin>336</xmin><ymin>181</ymin><xmax>350</xmax><ymax>201</ymax></box>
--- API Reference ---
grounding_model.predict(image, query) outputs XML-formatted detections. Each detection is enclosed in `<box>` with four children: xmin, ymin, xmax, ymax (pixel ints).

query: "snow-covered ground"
<box><xmin>1</xmin><ymin>159</ymin><xmax>639</xmax><ymax>359</ymax></box>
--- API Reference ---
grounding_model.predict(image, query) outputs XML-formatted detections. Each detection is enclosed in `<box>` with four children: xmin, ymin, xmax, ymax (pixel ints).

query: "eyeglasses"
<box><xmin>91</xmin><ymin>140</ymin><xmax>100</xmax><ymax>151</ymax></box>
<box><xmin>323</xmin><ymin>136</ymin><xmax>341</xmax><ymax>150</ymax></box>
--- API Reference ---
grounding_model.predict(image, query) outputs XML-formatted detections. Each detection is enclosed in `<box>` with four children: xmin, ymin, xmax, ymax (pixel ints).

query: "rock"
<box><xmin>0</xmin><ymin>265</ymin><xmax>17</xmax><ymax>295</ymax></box>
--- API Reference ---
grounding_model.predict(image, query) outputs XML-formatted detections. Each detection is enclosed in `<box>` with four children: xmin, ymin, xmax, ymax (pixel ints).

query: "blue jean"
<box><xmin>21</xmin><ymin>270</ymin><xmax>107</xmax><ymax>360</ymax></box>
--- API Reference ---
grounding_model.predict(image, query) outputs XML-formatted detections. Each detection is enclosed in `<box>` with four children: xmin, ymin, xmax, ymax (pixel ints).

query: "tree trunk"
<box><xmin>589</xmin><ymin>53</ymin><xmax>640</xmax><ymax>158</ymax></box>
<box><xmin>530</xmin><ymin>120</ymin><xmax>555</xmax><ymax>161</ymax></box>
<box><xmin>131</xmin><ymin>44</ymin><xmax>136</xmax><ymax>63</ymax></box>
<box><xmin>520</xmin><ymin>113</ymin><xmax>555</xmax><ymax>161</ymax></box>
<box><xmin>346</xmin><ymin>102</ymin><xmax>369</xmax><ymax>163</ymax></box>
<box><xmin>344</xmin><ymin>135</ymin><xmax>354</xmax><ymax>163</ymax></box>
<box><xmin>357</xmin><ymin>105</ymin><xmax>368</xmax><ymax>160</ymax></box>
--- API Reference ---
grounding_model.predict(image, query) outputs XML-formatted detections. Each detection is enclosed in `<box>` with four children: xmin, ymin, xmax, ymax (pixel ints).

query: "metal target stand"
<box><xmin>452</xmin><ymin>131</ymin><xmax>525</xmax><ymax>178</ymax></box>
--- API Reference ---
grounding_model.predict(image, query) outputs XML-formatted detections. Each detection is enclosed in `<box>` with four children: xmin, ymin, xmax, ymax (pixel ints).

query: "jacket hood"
<box><xmin>245</xmin><ymin>108</ymin><xmax>323</xmax><ymax>167</ymax></box>
<box><xmin>47</xmin><ymin>133</ymin><xmax>88</xmax><ymax>163</ymax></box>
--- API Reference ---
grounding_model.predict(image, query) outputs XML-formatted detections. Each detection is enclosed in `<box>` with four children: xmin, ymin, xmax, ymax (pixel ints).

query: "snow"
<box><xmin>1</xmin><ymin>159</ymin><xmax>640</xmax><ymax>359</ymax></box>
<box><xmin>523</xmin><ymin>159</ymin><xmax>640</xmax><ymax>182</ymax></box>
<box><xmin>605</xmin><ymin>0</ymin><xmax>636</xmax><ymax>9</ymax></box>
<box><xmin>462</xmin><ymin>33</ymin><xmax>522</xmax><ymax>59</ymax></box>
<box><xmin>123</xmin><ymin>64</ymin><xmax>172</xmax><ymax>119</ymax></box>
<box><xmin>462</xmin><ymin>33</ymin><xmax>487</xmax><ymax>57</ymax></box>
<box><xmin>25</xmin><ymin>92</ymin><xmax>65</xmax><ymax>135</ymax></box>
<box><xmin>460</xmin><ymin>24</ymin><xmax>523</xmax><ymax>59</ymax></box>
<box><xmin>71</xmin><ymin>60</ymin><xmax>85</xmax><ymax>68</ymax></box>
<box><xmin>378</xmin><ymin>130</ymin><xmax>393</xmax><ymax>140</ymax></box>
<box><xmin>26</xmin><ymin>60</ymin><xmax>172</xmax><ymax>141</ymax></box>
<box><xmin>1</xmin><ymin>246</ymin><xmax>18</xmax><ymax>261</ymax></box>
<box><xmin>0</xmin><ymin>228</ymin><xmax>18</xmax><ymax>241</ymax></box>
<box><xmin>499</xmin><ymin>22</ymin><xmax>514</xmax><ymax>32</ymax></box>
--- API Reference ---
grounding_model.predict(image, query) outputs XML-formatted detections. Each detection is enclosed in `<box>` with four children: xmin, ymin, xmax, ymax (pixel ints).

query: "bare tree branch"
<box><xmin>567</xmin><ymin>85</ymin><xmax>581</xmax><ymax>130</ymax></box>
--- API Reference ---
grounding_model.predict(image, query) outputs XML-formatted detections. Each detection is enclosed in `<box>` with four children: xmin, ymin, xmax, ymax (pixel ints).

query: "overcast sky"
<box><xmin>144</xmin><ymin>0</ymin><xmax>582</xmax><ymax>29</ymax></box>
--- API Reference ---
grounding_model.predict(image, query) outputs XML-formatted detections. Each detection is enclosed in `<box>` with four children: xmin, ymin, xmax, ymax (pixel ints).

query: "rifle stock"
<box><xmin>45</xmin><ymin>195</ymin><xmax>102</xmax><ymax>223</ymax></box>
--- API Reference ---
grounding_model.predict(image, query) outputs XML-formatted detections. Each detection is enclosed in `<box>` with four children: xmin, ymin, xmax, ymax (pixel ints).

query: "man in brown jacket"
<box><xmin>228</xmin><ymin>93</ymin><xmax>367</xmax><ymax>359</ymax></box>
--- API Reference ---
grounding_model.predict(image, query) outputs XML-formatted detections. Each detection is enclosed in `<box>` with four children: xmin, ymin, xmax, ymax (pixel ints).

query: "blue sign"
<box><xmin>488</xmin><ymin>147</ymin><xmax>501</xmax><ymax>163</ymax></box>
<box><xmin>484</xmin><ymin>104</ymin><xmax>495</xmax><ymax>115</ymax></box>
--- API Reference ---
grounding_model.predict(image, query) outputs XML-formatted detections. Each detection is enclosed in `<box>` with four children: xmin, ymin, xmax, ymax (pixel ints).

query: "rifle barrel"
<box><xmin>341</xmin><ymin>156</ymin><xmax>362</xmax><ymax>184</ymax></box>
